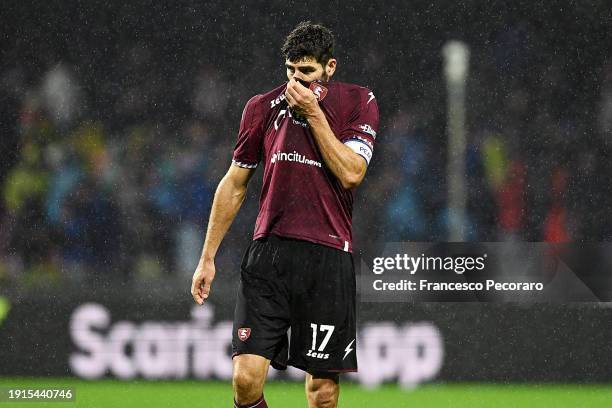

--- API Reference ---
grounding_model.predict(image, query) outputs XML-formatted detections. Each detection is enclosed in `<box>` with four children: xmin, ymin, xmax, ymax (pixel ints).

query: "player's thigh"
<box><xmin>232</xmin><ymin>353</ymin><xmax>270</xmax><ymax>390</ymax></box>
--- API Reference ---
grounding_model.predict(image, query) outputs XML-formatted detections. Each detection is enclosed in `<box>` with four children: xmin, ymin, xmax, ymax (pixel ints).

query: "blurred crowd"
<box><xmin>0</xmin><ymin>59</ymin><xmax>234</xmax><ymax>285</ymax></box>
<box><xmin>1</xmin><ymin>2</ymin><xmax>611</xmax><ymax>287</ymax></box>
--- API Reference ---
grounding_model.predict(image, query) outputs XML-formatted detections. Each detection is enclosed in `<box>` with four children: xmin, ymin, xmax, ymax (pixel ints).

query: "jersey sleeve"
<box><xmin>339</xmin><ymin>88</ymin><xmax>379</xmax><ymax>166</ymax></box>
<box><xmin>232</xmin><ymin>95</ymin><xmax>265</xmax><ymax>169</ymax></box>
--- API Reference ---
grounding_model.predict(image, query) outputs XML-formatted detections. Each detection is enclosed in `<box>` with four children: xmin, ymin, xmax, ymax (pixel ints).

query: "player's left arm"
<box><xmin>285</xmin><ymin>79</ymin><xmax>376</xmax><ymax>189</ymax></box>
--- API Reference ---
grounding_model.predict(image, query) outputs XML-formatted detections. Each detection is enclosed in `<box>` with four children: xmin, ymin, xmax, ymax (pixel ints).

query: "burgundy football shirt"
<box><xmin>232</xmin><ymin>81</ymin><xmax>379</xmax><ymax>252</ymax></box>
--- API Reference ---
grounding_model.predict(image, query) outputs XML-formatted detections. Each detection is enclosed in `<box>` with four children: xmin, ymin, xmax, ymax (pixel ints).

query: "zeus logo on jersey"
<box><xmin>271</xmin><ymin>151</ymin><xmax>322</xmax><ymax>168</ymax></box>
<box><xmin>270</xmin><ymin>94</ymin><xmax>286</xmax><ymax>108</ymax></box>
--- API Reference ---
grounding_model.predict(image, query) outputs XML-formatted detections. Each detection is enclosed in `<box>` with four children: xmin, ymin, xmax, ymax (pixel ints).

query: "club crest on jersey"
<box><xmin>309</xmin><ymin>83</ymin><xmax>328</xmax><ymax>101</ymax></box>
<box><xmin>238</xmin><ymin>328</ymin><xmax>251</xmax><ymax>341</ymax></box>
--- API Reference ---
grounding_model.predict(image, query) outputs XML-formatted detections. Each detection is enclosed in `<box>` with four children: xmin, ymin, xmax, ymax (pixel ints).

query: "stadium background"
<box><xmin>1</xmin><ymin>1</ymin><xmax>612</xmax><ymax>406</ymax></box>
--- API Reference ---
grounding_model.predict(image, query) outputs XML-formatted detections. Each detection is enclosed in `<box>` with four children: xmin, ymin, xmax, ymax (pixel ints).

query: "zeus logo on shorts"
<box><xmin>238</xmin><ymin>328</ymin><xmax>251</xmax><ymax>341</ymax></box>
<box><xmin>306</xmin><ymin>350</ymin><xmax>330</xmax><ymax>360</ymax></box>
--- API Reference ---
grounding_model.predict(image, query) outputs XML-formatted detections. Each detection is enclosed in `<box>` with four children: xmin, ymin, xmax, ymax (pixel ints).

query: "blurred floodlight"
<box><xmin>443</xmin><ymin>40</ymin><xmax>470</xmax><ymax>242</ymax></box>
<box><xmin>442</xmin><ymin>40</ymin><xmax>470</xmax><ymax>83</ymax></box>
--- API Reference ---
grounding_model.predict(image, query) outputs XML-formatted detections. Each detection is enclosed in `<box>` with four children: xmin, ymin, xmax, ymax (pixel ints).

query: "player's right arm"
<box><xmin>191</xmin><ymin>94</ymin><xmax>265</xmax><ymax>305</ymax></box>
<box><xmin>191</xmin><ymin>164</ymin><xmax>256</xmax><ymax>305</ymax></box>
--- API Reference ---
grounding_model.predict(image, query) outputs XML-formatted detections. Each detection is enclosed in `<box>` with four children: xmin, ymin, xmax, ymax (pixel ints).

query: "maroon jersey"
<box><xmin>232</xmin><ymin>81</ymin><xmax>379</xmax><ymax>252</ymax></box>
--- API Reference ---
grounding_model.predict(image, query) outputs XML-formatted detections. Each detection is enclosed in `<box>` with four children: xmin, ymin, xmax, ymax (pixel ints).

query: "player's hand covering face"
<box><xmin>284</xmin><ymin>78</ymin><xmax>321</xmax><ymax>119</ymax></box>
<box><xmin>284</xmin><ymin>56</ymin><xmax>336</xmax><ymax>119</ymax></box>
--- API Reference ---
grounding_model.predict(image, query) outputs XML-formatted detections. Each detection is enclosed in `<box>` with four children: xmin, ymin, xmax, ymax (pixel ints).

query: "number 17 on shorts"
<box><xmin>307</xmin><ymin>323</ymin><xmax>335</xmax><ymax>360</ymax></box>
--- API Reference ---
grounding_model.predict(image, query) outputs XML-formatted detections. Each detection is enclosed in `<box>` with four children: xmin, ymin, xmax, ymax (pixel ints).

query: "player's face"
<box><xmin>285</xmin><ymin>56</ymin><xmax>336</xmax><ymax>83</ymax></box>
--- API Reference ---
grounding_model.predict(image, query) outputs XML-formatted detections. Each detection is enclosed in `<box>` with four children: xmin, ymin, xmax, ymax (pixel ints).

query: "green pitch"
<box><xmin>1</xmin><ymin>378</ymin><xmax>611</xmax><ymax>407</ymax></box>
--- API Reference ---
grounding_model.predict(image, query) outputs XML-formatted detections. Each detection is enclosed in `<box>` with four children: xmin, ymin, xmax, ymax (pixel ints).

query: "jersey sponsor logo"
<box><xmin>270</xmin><ymin>151</ymin><xmax>322</xmax><ymax>168</ymax></box>
<box><xmin>358</xmin><ymin>124</ymin><xmax>377</xmax><ymax>139</ymax></box>
<box><xmin>309</xmin><ymin>82</ymin><xmax>328</xmax><ymax>101</ymax></box>
<box><xmin>238</xmin><ymin>327</ymin><xmax>251</xmax><ymax>341</ymax></box>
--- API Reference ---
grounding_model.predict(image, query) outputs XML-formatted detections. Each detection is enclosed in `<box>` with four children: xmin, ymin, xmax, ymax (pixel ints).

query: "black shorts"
<box><xmin>232</xmin><ymin>234</ymin><xmax>357</xmax><ymax>373</ymax></box>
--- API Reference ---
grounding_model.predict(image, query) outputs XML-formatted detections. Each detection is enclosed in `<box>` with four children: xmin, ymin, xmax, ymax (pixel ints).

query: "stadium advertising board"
<box><xmin>1</xmin><ymin>295</ymin><xmax>610</xmax><ymax>384</ymax></box>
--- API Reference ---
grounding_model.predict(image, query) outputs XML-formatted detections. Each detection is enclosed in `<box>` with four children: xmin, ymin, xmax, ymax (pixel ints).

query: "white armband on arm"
<box><xmin>343</xmin><ymin>137</ymin><xmax>373</xmax><ymax>165</ymax></box>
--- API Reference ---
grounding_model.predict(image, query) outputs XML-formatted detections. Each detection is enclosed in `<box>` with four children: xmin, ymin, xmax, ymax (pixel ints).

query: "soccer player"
<box><xmin>191</xmin><ymin>21</ymin><xmax>379</xmax><ymax>408</ymax></box>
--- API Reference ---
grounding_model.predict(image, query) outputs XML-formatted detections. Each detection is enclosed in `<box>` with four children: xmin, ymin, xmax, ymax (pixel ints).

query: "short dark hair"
<box><xmin>281</xmin><ymin>21</ymin><xmax>335</xmax><ymax>66</ymax></box>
